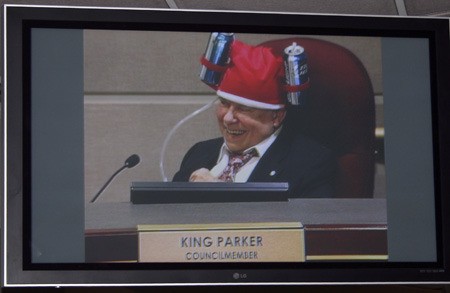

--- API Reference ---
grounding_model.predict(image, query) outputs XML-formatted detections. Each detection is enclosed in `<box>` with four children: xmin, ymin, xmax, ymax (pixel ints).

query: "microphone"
<box><xmin>90</xmin><ymin>154</ymin><xmax>140</xmax><ymax>203</ymax></box>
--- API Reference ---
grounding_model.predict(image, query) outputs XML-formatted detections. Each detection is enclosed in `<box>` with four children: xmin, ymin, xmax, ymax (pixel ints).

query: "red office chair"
<box><xmin>260</xmin><ymin>38</ymin><xmax>376</xmax><ymax>198</ymax></box>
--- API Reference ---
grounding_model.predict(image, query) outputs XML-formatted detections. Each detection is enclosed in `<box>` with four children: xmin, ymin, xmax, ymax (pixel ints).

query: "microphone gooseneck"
<box><xmin>90</xmin><ymin>154</ymin><xmax>141</xmax><ymax>203</ymax></box>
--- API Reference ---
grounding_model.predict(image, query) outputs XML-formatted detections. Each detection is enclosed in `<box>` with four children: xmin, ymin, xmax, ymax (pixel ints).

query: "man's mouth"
<box><xmin>225</xmin><ymin>127</ymin><xmax>245</xmax><ymax>135</ymax></box>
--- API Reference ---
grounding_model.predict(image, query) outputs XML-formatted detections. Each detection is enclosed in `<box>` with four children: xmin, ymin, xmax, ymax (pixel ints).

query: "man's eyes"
<box><xmin>219</xmin><ymin>99</ymin><xmax>254</xmax><ymax>113</ymax></box>
<box><xmin>220</xmin><ymin>99</ymin><xmax>230</xmax><ymax>107</ymax></box>
<box><xmin>236</xmin><ymin>106</ymin><xmax>253</xmax><ymax>113</ymax></box>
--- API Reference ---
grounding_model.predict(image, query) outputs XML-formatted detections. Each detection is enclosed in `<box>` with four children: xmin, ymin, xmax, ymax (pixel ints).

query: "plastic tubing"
<box><xmin>159</xmin><ymin>98</ymin><xmax>217</xmax><ymax>181</ymax></box>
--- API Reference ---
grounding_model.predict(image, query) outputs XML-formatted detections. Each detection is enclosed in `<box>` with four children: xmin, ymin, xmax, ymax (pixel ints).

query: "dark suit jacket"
<box><xmin>172</xmin><ymin>128</ymin><xmax>336</xmax><ymax>198</ymax></box>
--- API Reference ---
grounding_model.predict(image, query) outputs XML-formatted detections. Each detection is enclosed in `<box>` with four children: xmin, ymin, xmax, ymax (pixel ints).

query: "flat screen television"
<box><xmin>2</xmin><ymin>4</ymin><xmax>450</xmax><ymax>287</ymax></box>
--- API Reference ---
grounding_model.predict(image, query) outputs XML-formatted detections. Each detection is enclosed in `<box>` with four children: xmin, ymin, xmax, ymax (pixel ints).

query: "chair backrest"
<box><xmin>259</xmin><ymin>38</ymin><xmax>376</xmax><ymax>198</ymax></box>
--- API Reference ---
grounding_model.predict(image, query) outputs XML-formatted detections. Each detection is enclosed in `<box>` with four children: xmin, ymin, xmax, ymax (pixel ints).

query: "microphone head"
<box><xmin>124</xmin><ymin>154</ymin><xmax>140</xmax><ymax>168</ymax></box>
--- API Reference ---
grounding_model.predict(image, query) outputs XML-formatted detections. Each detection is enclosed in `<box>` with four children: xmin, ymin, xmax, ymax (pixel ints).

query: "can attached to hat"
<box><xmin>283</xmin><ymin>42</ymin><xmax>309</xmax><ymax>106</ymax></box>
<box><xmin>200</xmin><ymin>32</ymin><xmax>235</xmax><ymax>87</ymax></box>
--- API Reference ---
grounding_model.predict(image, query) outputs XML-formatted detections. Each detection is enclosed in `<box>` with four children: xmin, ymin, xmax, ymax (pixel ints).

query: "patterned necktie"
<box><xmin>218</xmin><ymin>149</ymin><xmax>257</xmax><ymax>182</ymax></box>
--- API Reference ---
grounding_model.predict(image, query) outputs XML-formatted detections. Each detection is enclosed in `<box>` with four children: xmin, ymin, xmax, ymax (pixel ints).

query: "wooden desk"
<box><xmin>85</xmin><ymin>198</ymin><xmax>387</xmax><ymax>262</ymax></box>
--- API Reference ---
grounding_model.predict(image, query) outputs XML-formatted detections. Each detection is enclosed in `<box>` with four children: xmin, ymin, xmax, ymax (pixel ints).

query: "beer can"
<box><xmin>200</xmin><ymin>32</ymin><xmax>235</xmax><ymax>86</ymax></box>
<box><xmin>283</xmin><ymin>42</ymin><xmax>309</xmax><ymax>106</ymax></box>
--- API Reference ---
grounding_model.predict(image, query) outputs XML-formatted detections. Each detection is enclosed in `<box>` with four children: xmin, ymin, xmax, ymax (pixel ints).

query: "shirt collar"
<box><xmin>216</xmin><ymin>126</ymin><xmax>282</xmax><ymax>163</ymax></box>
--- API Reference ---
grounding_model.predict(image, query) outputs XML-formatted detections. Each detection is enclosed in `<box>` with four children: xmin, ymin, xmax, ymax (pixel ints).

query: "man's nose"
<box><xmin>223</xmin><ymin>107</ymin><xmax>237</xmax><ymax>123</ymax></box>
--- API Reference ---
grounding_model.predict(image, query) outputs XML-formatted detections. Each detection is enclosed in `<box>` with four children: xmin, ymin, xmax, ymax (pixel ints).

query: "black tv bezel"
<box><xmin>3</xmin><ymin>5</ymin><xmax>450</xmax><ymax>286</ymax></box>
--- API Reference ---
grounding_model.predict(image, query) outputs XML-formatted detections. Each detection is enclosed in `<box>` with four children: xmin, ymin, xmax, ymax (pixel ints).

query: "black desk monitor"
<box><xmin>130</xmin><ymin>182</ymin><xmax>289</xmax><ymax>204</ymax></box>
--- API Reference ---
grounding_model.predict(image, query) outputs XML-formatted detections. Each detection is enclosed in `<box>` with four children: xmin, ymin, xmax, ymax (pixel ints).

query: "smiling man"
<box><xmin>172</xmin><ymin>40</ymin><xmax>336</xmax><ymax>198</ymax></box>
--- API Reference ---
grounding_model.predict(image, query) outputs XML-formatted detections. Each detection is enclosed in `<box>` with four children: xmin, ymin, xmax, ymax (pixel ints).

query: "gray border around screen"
<box><xmin>382</xmin><ymin>37</ymin><xmax>437</xmax><ymax>261</ymax></box>
<box><xmin>31</xmin><ymin>28</ymin><xmax>84</xmax><ymax>262</ymax></box>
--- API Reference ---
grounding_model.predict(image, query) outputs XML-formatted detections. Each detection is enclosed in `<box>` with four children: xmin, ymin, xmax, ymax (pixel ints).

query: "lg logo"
<box><xmin>233</xmin><ymin>273</ymin><xmax>248</xmax><ymax>280</ymax></box>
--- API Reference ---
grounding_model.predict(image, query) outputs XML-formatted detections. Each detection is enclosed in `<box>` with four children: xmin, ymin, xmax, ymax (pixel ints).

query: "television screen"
<box><xmin>2</xmin><ymin>5</ymin><xmax>450</xmax><ymax>286</ymax></box>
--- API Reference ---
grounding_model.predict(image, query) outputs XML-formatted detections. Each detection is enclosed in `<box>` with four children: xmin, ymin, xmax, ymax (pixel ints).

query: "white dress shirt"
<box><xmin>210</xmin><ymin>128</ymin><xmax>282</xmax><ymax>182</ymax></box>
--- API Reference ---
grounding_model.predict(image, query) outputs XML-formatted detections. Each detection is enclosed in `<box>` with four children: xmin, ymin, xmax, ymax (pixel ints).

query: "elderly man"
<box><xmin>172</xmin><ymin>39</ymin><xmax>336</xmax><ymax>198</ymax></box>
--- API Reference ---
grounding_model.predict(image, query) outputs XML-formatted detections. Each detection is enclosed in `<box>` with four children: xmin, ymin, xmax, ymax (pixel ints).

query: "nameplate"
<box><xmin>137</xmin><ymin>222</ymin><xmax>304</xmax><ymax>262</ymax></box>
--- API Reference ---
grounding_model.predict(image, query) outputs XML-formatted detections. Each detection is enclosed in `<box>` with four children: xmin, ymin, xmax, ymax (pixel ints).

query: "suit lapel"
<box><xmin>204</xmin><ymin>138</ymin><xmax>224</xmax><ymax>169</ymax></box>
<box><xmin>248</xmin><ymin>129</ymin><xmax>291</xmax><ymax>182</ymax></box>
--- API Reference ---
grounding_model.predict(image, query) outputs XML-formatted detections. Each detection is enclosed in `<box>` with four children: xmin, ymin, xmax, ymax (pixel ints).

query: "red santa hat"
<box><xmin>216</xmin><ymin>40</ymin><xmax>285</xmax><ymax>110</ymax></box>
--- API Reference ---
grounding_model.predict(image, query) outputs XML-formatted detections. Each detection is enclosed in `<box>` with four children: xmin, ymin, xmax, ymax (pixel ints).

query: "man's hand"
<box><xmin>189</xmin><ymin>168</ymin><xmax>220</xmax><ymax>182</ymax></box>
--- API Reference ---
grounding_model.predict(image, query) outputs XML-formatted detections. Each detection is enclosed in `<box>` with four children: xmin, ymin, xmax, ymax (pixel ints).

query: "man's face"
<box><xmin>215</xmin><ymin>98</ymin><xmax>286</xmax><ymax>153</ymax></box>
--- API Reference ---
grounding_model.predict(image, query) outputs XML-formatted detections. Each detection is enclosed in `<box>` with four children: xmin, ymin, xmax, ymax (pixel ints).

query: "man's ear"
<box><xmin>272</xmin><ymin>109</ymin><xmax>287</xmax><ymax>128</ymax></box>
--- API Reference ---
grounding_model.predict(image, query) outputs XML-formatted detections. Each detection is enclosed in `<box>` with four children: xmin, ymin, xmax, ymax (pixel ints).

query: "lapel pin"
<box><xmin>269</xmin><ymin>170</ymin><xmax>276</xmax><ymax>176</ymax></box>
